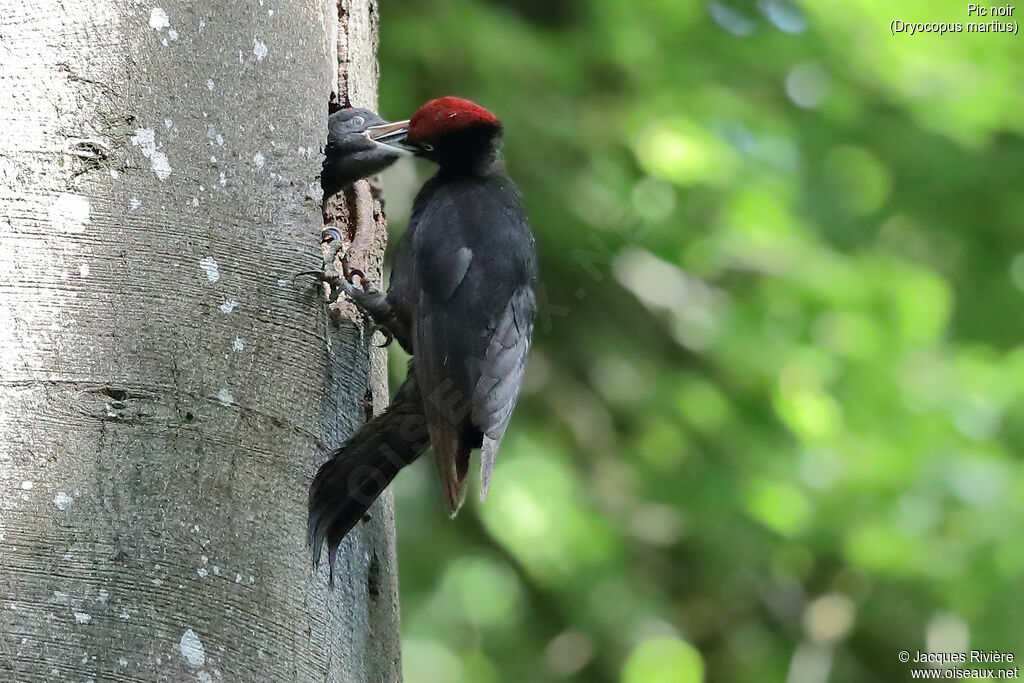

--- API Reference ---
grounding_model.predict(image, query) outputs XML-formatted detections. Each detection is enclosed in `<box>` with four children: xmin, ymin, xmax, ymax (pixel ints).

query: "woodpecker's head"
<box><xmin>366</xmin><ymin>97</ymin><xmax>503</xmax><ymax>171</ymax></box>
<box><xmin>327</xmin><ymin>108</ymin><xmax>396</xmax><ymax>158</ymax></box>
<box><xmin>322</xmin><ymin>108</ymin><xmax>407</xmax><ymax>196</ymax></box>
<box><xmin>329</xmin><ymin>108</ymin><xmax>385</xmax><ymax>137</ymax></box>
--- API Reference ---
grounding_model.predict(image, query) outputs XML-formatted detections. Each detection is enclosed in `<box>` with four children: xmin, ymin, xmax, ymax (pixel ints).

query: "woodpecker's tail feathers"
<box><xmin>307</xmin><ymin>375</ymin><xmax>429</xmax><ymax>583</ymax></box>
<box><xmin>428</xmin><ymin>423</ymin><xmax>472</xmax><ymax>518</ymax></box>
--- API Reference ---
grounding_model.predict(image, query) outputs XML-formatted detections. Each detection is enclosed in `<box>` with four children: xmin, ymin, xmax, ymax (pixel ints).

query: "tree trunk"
<box><xmin>0</xmin><ymin>0</ymin><xmax>400</xmax><ymax>680</ymax></box>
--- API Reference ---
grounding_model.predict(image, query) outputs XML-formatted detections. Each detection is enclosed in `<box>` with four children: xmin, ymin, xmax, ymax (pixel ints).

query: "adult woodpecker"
<box><xmin>321</xmin><ymin>108</ymin><xmax>405</xmax><ymax>202</ymax></box>
<box><xmin>306</xmin><ymin>97</ymin><xmax>537</xmax><ymax>576</ymax></box>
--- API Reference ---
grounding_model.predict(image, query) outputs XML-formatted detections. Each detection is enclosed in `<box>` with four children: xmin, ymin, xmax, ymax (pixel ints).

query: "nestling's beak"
<box><xmin>365</xmin><ymin>119</ymin><xmax>414</xmax><ymax>155</ymax></box>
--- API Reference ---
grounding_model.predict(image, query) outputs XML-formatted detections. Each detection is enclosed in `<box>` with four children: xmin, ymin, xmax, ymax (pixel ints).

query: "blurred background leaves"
<box><xmin>371</xmin><ymin>0</ymin><xmax>1024</xmax><ymax>680</ymax></box>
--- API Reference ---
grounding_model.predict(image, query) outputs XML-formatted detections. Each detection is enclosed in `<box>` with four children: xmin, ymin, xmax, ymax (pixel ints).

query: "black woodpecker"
<box><xmin>307</xmin><ymin>97</ymin><xmax>537</xmax><ymax>578</ymax></box>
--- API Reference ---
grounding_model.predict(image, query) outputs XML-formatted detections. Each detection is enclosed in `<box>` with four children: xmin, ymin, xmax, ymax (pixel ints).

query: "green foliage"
<box><xmin>377</xmin><ymin>0</ymin><xmax>1024</xmax><ymax>680</ymax></box>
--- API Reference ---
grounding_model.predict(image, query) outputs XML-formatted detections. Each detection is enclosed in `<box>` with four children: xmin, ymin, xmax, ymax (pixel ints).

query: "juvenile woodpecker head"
<box><xmin>328</xmin><ymin>108</ymin><xmax>386</xmax><ymax>141</ymax></box>
<box><xmin>366</xmin><ymin>97</ymin><xmax>503</xmax><ymax>171</ymax></box>
<box><xmin>322</xmin><ymin>108</ymin><xmax>406</xmax><ymax>199</ymax></box>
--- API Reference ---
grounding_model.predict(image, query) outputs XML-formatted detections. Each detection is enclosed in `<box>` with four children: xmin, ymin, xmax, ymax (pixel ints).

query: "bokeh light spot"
<box><xmin>622</xmin><ymin>637</ymin><xmax>705</xmax><ymax>683</ymax></box>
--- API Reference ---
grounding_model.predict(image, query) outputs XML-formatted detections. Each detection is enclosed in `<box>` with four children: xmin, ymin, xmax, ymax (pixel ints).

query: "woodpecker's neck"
<box><xmin>428</xmin><ymin>128</ymin><xmax>503</xmax><ymax>178</ymax></box>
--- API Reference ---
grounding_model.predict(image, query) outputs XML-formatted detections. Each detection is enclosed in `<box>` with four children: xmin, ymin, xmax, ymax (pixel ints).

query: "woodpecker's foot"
<box><xmin>296</xmin><ymin>266</ymin><xmax>373</xmax><ymax>304</ymax></box>
<box><xmin>295</xmin><ymin>270</ymin><xmax>355</xmax><ymax>304</ymax></box>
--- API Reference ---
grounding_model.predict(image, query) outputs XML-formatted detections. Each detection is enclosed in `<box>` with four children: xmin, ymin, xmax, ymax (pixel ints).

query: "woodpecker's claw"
<box><xmin>345</xmin><ymin>268</ymin><xmax>373</xmax><ymax>292</ymax></box>
<box><xmin>373</xmin><ymin>328</ymin><xmax>394</xmax><ymax>348</ymax></box>
<box><xmin>295</xmin><ymin>271</ymin><xmax>355</xmax><ymax>303</ymax></box>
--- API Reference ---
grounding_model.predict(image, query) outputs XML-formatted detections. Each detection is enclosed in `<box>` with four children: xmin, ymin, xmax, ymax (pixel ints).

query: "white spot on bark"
<box><xmin>215</xmin><ymin>134</ymin><xmax>224</xmax><ymax>146</ymax></box>
<box><xmin>129</xmin><ymin>197</ymin><xmax>141</xmax><ymax>210</ymax></box>
<box><xmin>78</xmin><ymin>263</ymin><xmax>90</xmax><ymax>277</ymax></box>
<box><xmin>74</xmin><ymin>612</ymin><xmax>91</xmax><ymax>624</ymax></box>
<box><xmin>248</xmin><ymin>575</ymin><xmax>254</xmax><ymax>584</ymax></box>
<box><xmin>219</xmin><ymin>300</ymin><xmax>237</xmax><ymax>314</ymax></box>
<box><xmin>164</xmin><ymin>118</ymin><xmax>173</xmax><ymax>129</ymax></box>
<box><xmin>151</xmin><ymin>578</ymin><xmax>163</xmax><ymax>586</ymax></box>
<box><xmin>97</xmin><ymin>589</ymin><xmax>109</xmax><ymax>603</ymax></box>
<box><xmin>119</xmin><ymin>610</ymin><xmax>131</xmax><ymax>620</ymax></box>
<box><xmin>49</xmin><ymin>194</ymin><xmax>90</xmax><ymax>233</ymax></box>
<box><xmin>130</xmin><ymin>128</ymin><xmax>172</xmax><ymax>181</ymax></box>
<box><xmin>161</xmin><ymin>38</ymin><xmax>168</xmax><ymax>47</ymax></box>
<box><xmin>198</xmin><ymin>19</ymin><xmax>205</xmax><ymax>30</ymax></box>
<box><xmin>199</xmin><ymin>257</ymin><xmax>219</xmax><ymax>282</ymax></box>
<box><xmin>253</xmin><ymin>152</ymin><xmax>265</xmax><ymax>168</ymax></box>
<box><xmin>253</xmin><ymin>38</ymin><xmax>268</xmax><ymax>60</ymax></box>
<box><xmin>212</xmin><ymin>566</ymin><xmax>220</xmax><ymax>575</ymax></box>
<box><xmin>277</xmin><ymin>278</ymin><xmax>289</xmax><ymax>287</ymax></box>
<box><xmin>198</xmin><ymin>672</ymin><xmax>213</xmax><ymax>683</ymax></box>
<box><xmin>52</xmin><ymin>591</ymin><xmax>68</xmax><ymax>603</ymax></box>
<box><xmin>150</xmin><ymin>152</ymin><xmax>171</xmax><ymax>180</ymax></box>
<box><xmin>179</xmin><ymin>629</ymin><xmax>206</xmax><ymax>668</ymax></box>
<box><xmin>19</xmin><ymin>480</ymin><xmax>33</xmax><ymax>491</ymax></box>
<box><xmin>218</xmin><ymin>171</ymin><xmax>226</xmax><ymax>186</ymax></box>
<box><xmin>168</xmin><ymin>28</ymin><xmax>178</xmax><ymax>40</ymax></box>
<box><xmin>268</xmin><ymin>9</ymin><xmax>273</xmax><ymax>17</ymax></box>
<box><xmin>197</xmin><ymin>568</ymin><xmax>208</xmax><ymax>578</ymax></box>
<box><xmin>206</xmin><ymin>79</ymin><xmax>215</xmax><ymax>90</ymax></box>
<box><xmin>216</xmin><ymin>389</ymin><xmax>233</xmax><ymax>406</ymax></box>
<box><xmin>118</xmin><ymin>658</ymin><xmax>128</xmax><ymax>667</ymax></box>
<box><xmin>192</xmin><ymin>524</ymin><xmax>200</xmax><ymax>533</ymax></box>
<box><xmin>149</xmin><ymin>8</ymin><xmax>169</xmax><ymax>30</ymax></box>
<box><xmin>53</xmin><ymin>492</ymin><xmax>73</xmax><ymax>510</ymax></box>
<box><xmin>232</xmin><ymin>337</ymin><xmax>244</xmax><ymax>351</ymax></box>
<box><xmin>234</xmin><ymin>574</ymin><xmax>242</xmax><ymax>583</ymax></box>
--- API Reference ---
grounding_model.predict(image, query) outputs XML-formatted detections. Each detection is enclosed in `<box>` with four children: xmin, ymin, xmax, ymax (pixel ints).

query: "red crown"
<box><xmin>407</xmin><ymin>97</ymin><xmax>501</xmax><ymax>142</ymax></box>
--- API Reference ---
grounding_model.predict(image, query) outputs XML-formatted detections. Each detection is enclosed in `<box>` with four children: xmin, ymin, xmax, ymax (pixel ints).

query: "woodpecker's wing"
<box><xmin>409</xmin><ymin>178</ymin><xmax>536</xmax><ymax>515</ymax></box>
<box><xmin>414</xmin><ymin>236</ymin><xmax>477</xmax><ymax>514</ymax></box>
<box><xmin>471</xmin><ymin>284</ymin><xmax>535</xmax><ymax>500</ymax></box>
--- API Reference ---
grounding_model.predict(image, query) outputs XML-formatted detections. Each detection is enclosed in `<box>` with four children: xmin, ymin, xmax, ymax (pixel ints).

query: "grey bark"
<box><xmin>0</xmin><ymin>0</ymin><xmax>400</xmax><ymax>681</ymax></box>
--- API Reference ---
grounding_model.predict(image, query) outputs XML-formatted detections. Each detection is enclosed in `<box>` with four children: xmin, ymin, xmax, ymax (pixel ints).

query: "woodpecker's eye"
<box><xmin>422</xmin><ymin>143</ymin><xmax>435</xmax><ymax>152</ymax></box>
<box><xmin>350</xmin><ymin>115</ymin><xmax>365</xmax><ymax>128</ymax></box>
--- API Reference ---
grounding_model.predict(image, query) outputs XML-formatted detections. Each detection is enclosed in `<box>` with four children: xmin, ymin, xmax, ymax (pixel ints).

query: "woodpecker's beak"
<box><xmin>365</xmin><ymin>120</ymin><xmax>414</xmax><ymax>155</ymax></box>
